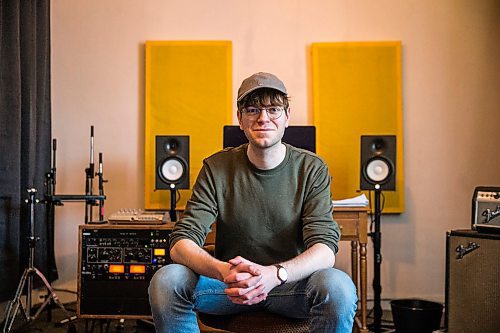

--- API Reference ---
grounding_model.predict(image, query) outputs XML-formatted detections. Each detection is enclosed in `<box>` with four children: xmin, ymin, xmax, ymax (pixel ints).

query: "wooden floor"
<box><xmin>1</xmin><ymin>299</ymin><xmax>451</xmax><ymax>333</ymax></box>
<box><xmin>1</xmin><ymin>302</ymin><xmax>232</xmax><ymax>333</ymax></box>
<box><xmin>0</xmin><ymin>303</ymin><xmax>399</xmax><ymax>333</ymax></box>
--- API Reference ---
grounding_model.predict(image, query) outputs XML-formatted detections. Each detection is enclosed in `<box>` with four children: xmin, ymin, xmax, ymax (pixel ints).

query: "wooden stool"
<box><xmin>198</xmin><ymin>311</ymin><xmax>310</xmax><ymax>333</ymax></box>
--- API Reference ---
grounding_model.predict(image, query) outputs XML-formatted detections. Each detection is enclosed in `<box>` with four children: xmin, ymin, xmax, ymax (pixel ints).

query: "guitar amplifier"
<box><xmin>472</xmin><ymin>186</ymin><xmax>500</xmax><ymax>232</ymax></box>
<box><xmin>445</xmin><ymin>230</ymin><xmax>500</xmax><ymax>333</ymax></box>
<box><xmin>78</xmin><ymin>223</ymin><xmax>174</xmax><ymax>318</ymax></box>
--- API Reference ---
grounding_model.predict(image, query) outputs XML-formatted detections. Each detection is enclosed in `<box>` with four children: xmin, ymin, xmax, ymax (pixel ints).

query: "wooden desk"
<box><xmin>205</xmin><ymin>206</ymin><xmax>368</xmax><ymax>332</ymax></box>
<box><xmin>334</xmin><ymin>206</ymin><xmax>368</xmax><ymax>333</ymax></box>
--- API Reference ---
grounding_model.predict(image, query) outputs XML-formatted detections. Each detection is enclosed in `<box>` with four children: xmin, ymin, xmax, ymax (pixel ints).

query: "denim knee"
<box><xmin>149</xmin><ymin>264</ymin><xmax>197</xmax><ymax>309</ymax></box>
<box><xmin>308</xmin><ymin>268</ymin><xmax>358</xmax><ymax>316</ymax></box>
<box><xmin>149</xmin><ymin>264</ymin><xmax>202</xmax><ymax>332</ymax></box>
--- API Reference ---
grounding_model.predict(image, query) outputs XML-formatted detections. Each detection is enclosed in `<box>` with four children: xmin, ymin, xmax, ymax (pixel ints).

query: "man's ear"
<box><xmin>237</xmin><ymin>110</ymin><xmax>243</xmax><ymax>129</ymax></box>
<box><xmin>285</xmin><ymin>107</ymin><xmax>291</xmax><ymax>128</ymax></box>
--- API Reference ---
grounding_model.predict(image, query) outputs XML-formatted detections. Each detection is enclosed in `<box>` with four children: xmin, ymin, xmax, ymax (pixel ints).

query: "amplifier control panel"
<box><xmin>78</xmin><ymin>224</ymin><xmax>174</xmax><ymax>318</ymax></box>
<box><xmin>472</xmin><ymin>187</ymin><xmax>500</xmax><ymax>232</ymax></box>
<box><xmin>80</xmin><ymin>225</ymin><xmax>172</xmax><ymax>281</ymax></box>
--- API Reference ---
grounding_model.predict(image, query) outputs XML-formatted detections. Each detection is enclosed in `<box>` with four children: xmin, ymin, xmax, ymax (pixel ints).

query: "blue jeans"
<box><xmin>149</xmin><ymin>264</ymin><xmax>357</xmax><ymax>333</ymax></box>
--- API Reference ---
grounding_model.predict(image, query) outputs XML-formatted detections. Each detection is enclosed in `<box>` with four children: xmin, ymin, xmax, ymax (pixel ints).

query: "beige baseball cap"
<box><xmin>237</xmin><ymin>72</ymin><xmax>287</xmax><ymax>102</ymax></box>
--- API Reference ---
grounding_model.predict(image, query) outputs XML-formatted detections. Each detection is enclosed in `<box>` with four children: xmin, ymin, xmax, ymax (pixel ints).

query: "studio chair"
<box><xmin>198</xmin><ymin>311</ymin><xmax>310</xmax><ymax>333</ymax></box>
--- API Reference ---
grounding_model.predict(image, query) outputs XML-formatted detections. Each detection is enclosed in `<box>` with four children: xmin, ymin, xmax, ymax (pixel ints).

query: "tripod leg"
<box><xmin>32</xmin><ymin>268</ymin><xmax>77</xmax><ymax>323</ymax></box>
<box><xmin>31</xmin><ymin>291</ymin><xmax>58</xmax><ymax>320</ymax></box>
<box><xmin>34</xmin><ymin>268</ymin><xmax>76</xmax><ymax>318</ymax></box>
<box><xmin>3</xmin><ymin>269</ymin><xmax>30</xmax><ymax>333</ymax></box>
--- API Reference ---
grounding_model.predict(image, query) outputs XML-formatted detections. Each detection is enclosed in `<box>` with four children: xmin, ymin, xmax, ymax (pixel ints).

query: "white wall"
<box><xmin>50</xmin><ymin>0</ymin><xmax>500</xmax><ymax>305</ymax></box>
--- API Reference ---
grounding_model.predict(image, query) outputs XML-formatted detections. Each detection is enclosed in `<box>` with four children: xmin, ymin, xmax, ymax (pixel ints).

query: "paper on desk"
<box><xmin>332</xmin><ymin>194</ymin><xmax>369</xmax><ymax>207</ymax></box>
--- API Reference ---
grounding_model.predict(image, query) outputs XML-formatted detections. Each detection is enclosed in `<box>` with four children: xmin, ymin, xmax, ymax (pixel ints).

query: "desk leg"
<box><xmin>350</xmin><ymin>240</ymin><xmax>358</xmax><ymax>294</ymax></box>
<box><xmin>360</xmin><ymin>242</ymin><xmax>368</xmax><ymax>333</ymax></box>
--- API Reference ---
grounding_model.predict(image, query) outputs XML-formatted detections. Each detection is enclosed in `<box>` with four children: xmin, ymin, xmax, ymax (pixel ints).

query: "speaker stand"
<box><xmin>368</xmin><ymin>189</ymin><xmax>391</xmax><ymax>333</ymax></box>
<box><xmin>169</xmin><ymin>187</ymin><xmax>177</xmax><ymax>222</ymax></box>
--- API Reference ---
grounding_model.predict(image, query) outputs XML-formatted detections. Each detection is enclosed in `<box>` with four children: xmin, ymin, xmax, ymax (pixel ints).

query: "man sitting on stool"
<box><xmin>149</xmin><ymin>72</ymin><xmax>357</xmax><ymax>333</ymax></box>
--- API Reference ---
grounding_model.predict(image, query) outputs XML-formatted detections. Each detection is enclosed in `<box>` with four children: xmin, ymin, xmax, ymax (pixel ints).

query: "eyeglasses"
<box><xmin>240</xmin><ymin>106</ymin><xmax>285</xmax><ymax>120</ymax></box>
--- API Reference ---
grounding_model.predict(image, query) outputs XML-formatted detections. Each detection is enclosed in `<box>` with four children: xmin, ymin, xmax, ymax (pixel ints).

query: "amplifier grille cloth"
<box><xmin>447</xmin><ymin>231</ymin><xmax>500</xmax><ymax>333</ymax></box>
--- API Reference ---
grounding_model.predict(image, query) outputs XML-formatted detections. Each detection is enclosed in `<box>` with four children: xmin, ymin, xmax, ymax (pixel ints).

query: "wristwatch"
<box><xmin>274</xmin><ymin>264</ymin><xmax>288</xmax><ymax>285</ymax></box>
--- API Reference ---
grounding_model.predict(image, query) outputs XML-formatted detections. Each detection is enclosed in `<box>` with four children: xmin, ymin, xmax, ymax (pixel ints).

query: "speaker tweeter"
<box><xmin>360</xmin><ymin>135</ymin><xmax>396</xmax><ymax>191</ymax></box>
<box><xmin>155</xmin><ymin>136</ymin><xmax>189</xmax><ymax>190</ymax></box>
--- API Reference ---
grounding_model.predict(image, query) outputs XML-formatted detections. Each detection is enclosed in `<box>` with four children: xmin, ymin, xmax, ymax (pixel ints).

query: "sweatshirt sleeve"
<box><xmin>301</xmin><ymin>162</ymin><xmax>341</xmax><ymax>254</ymax></box>
<box><xmin>169</xmin><ymin>161</ymin><xmax>218</xmax><ymax>251</ymax></box>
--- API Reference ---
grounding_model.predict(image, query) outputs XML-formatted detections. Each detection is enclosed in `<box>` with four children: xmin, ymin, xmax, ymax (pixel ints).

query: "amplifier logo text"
<box><xmin>482</xmin><ymin>205</ymin><xmax>500</xmax><ymax>224</ymax></box>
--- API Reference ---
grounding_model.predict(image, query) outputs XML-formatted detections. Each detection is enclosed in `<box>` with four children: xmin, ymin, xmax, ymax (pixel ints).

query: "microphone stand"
<box><xmin>40</xmin><ymin>132</ymin><xmax>107</xmax><ymax>329</ymax></box>
<box><xmin>3</xmin><ymin>131</ymin><xmax>109</xmax><ymax>332</ymax></box>
<box><xmin>44</xmin><ymin>129</ymin><xmax>106</xmax><ymax>219</ymax></box>
<box><xmin>84</xmin><ymin>126</ymin><xmax>95</xmax><ymax>224</ymax></box>
<box><xmin>80</xmin><ymin>125</ymin><xmax>107</xmax><ymax>224</ymax></box>
<box><xmin>2</xmin><ymin>189</ymin><xmax>76</xmax><ymax>333</ymax></box>
<box><xmin>5</xmin><ymin>128</ymin><xmax>110</xmax><ymax>332</ymax></box>
<box><xmin>96</xmin><ymin>152</ymin><xmax>106</xmax><ymax>221</ymax></box>
<box><xmin>41</xmin><ymin>139</ymin><xmax>61</xmax><ymax>323</ymax></box>
<box><xmin>46</xmin><ymin>139</ymin><xmax>57</xmax><ymax>200</ymax></box>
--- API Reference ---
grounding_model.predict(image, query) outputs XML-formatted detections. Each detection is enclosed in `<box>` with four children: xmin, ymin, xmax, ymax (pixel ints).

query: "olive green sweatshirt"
<box><xmin>169</xmin><ymin>143</ymin><xmax>340</xmax><ymax>265</ymax></box>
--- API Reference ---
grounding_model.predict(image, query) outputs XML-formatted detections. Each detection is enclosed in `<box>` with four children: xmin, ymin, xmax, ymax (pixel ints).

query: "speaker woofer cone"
<box><xmin>363</xmin><ymin>157</ymin><xmax>392</xmax><ymax>184</ymax></box>
<box><xmin>158</xmin><ymin>157</ymin><xmax>186</xmax><ymax>183</ymax></box>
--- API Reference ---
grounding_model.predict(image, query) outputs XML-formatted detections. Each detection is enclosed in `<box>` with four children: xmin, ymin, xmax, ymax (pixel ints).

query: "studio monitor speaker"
<box><xmin>360</xmin><ymin>135</ymin><xmax>396</xmax><ymax>191</ymax></box>
<box><xmin>446</xmin><ymin>230</ymin><xmax>500</xmax><ymax>333</ymax></box>
<box><xmin>155</xmin><ymin>136</ymin><xmax>189</xmax><ymax>190</ymax></box>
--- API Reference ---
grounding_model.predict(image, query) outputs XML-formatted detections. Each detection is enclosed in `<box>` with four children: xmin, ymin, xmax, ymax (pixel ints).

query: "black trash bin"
<box><xmin>390</xmin><ymin>299</ymin><xmax>443</xmax><ymax>333</ymax></box>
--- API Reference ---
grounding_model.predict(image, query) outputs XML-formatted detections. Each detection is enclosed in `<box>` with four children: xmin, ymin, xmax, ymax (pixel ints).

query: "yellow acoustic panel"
<box><xmin>312</xmin><ymin>42</ymin><xmax>404</xmax><ymax>213</ymax></box>
<box><xmin>145</xmin><ymin>41</ymin><xmax>232</xmax><ymax>210</ymax></box>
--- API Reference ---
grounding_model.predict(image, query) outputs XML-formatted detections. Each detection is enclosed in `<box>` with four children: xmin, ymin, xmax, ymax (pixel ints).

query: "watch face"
<box><xmin>278</xmin><ymin>267</ymin><xmax>288</xmax><ymax>281</ymax></box>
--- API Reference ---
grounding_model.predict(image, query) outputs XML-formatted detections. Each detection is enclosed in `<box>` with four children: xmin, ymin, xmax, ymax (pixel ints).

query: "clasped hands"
<box><xmin>223</xmin><ymin>256</ymin><xmax>281</xmax><ymax>305</ymax></box>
